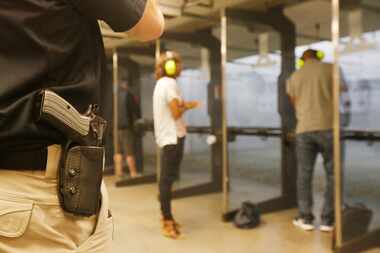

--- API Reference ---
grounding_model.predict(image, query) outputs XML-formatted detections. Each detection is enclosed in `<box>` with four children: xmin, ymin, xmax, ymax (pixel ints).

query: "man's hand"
<box><xmin>169</xmin><ymin>99</ymin><xmax>201</xmax><ymax>120</ymax></box>
<box><xmin>184</xmin><ymin>101</ymin><xmax>201</xmax><ymax>110</ymax></box>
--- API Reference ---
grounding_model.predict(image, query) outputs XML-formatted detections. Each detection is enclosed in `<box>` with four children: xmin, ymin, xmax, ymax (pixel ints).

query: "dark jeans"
<box><xmin>159</xmin><ymin>137</ymin><xmax>185</xmax><ymax>220</ymax></box>
<box><xmin>296</xmin><ymin>130</ymin><xmax>334</xmax><ymax>221</ymax></box>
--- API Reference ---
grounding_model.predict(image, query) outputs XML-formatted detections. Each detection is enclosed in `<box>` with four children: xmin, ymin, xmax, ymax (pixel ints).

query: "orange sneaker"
<box><xmin>161</xmin><ymin>217</ymin><xmax>181</xmax><ymax>228</ymax></box>
<box><xmin>161</xmin><ymin>219</ymin><xmax>181</xmax><ymax>239</ymax></box>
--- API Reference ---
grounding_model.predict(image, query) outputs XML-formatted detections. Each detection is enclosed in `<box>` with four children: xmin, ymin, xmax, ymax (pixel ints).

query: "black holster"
<box><xmin>59</xmin><ymin>145</ymin><xmax>104</xmax><ymax>216</ymax></box>
<box><xmin>34</xmin><ymin>90</ymin><xmax>107</xmax><ymax>216</ymax></box>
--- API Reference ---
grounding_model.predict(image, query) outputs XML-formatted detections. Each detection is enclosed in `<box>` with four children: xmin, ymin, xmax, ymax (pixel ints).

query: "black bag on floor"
<box><xmin>233</xmin><ymin>201</ymin><xmax>261</xmax><ymax>229</ymax></box>
<box><xmin>342</xmin><ymin>203</ymin><xmax>373</xmax><ymax>242</ymax></box>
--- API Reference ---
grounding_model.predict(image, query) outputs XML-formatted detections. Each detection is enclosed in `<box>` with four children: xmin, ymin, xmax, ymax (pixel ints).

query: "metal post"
<box><xmin>155</xmin><ymin>39</ymin><xmax>161</xmax><ymax>62</ymax></box>
<box><xmin>220</xmin><ymin>8</ymin><xmax>229</xmax><ymax>214</ymax></box>
<box><xmin>155</xmin><ymin>40</ymin><xmax>161</xmax><ymax>183</ymax></box>
<box><xmin>112</xmin><ymin>49</ymin><xmax>120</xmax><ymax>175</ymax></box>
<box><xmin>332</xmin><ymin>0</ymin><xmax>343</xmax><ymax>247</ymax></box>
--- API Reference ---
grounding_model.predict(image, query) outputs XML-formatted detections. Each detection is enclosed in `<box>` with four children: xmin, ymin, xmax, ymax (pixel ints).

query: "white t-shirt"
<box><xmin>153</xmin><ymin>77</ymin><xmax>187</xmax><ymax>147</ymax></box>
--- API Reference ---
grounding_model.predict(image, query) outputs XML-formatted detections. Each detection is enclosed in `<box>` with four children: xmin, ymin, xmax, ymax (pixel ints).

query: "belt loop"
<box><xmin>45</xmin><ymin>145</ymin><xmax>62</xmax><ymax>179</ymax></box>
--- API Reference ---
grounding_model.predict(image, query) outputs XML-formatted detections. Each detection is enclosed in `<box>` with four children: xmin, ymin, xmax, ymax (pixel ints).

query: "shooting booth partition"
<box><xmin>221</xmin><ymin>7</ymin><xmax>297</xmax><ymax>218</ymax></box>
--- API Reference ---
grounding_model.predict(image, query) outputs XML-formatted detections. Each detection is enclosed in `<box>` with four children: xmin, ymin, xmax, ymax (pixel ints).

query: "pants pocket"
<box><xmin>76</xmin><ymin>184</ymin><xmax>113</xmax><ymax>253</ymax></box>
<box><xmin>76</xmin><ymin>211</ymin><xmax>113</xmax><ymax>253</ymax></box>
<box><xmin>0</xmin><ymin>198</ymin><xmax>33</xmax><ymax>238</ymax></box>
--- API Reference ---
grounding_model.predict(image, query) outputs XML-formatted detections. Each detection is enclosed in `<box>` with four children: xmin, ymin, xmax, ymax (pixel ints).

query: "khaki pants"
<box><xmin>0</xmin><ymin>145</ymin><xmax>113</xmax><ymax>253</ymax></box>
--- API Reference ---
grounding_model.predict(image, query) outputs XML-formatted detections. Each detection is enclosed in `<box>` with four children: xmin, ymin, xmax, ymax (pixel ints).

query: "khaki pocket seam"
<box><xmin>0</xmin><ymin>200</ymin><xmax>33</xmax><ymax>238</ymax></box>
<box><xmin>76</xmin><ymin>214</ymin><xmax>113</xmax><ymax>250</ymax></box>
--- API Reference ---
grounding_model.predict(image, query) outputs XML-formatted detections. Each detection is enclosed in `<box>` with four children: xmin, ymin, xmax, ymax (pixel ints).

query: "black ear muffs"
<box><xmin>164</xmin><ymin>51</ymin><xmax>177</xmax><ymax>76</ymax></box>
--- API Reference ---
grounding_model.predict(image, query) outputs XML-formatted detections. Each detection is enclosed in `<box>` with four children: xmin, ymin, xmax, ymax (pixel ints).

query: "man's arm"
<box><xmin>126</xmin><ymin>0</ymin><xmax>164</xmax><ymax>41</ymax></box>
<box><xmin>340</xmin><ymin>68</ymin><xmax>348</xmax><ymax>92</ymax></box>
<box><xmin>288</xmin><ymin>95</ymin><xmax>296</xmax><ymax>107</ymax></box>
<box><xmin>71</xmin><ymin>0</ymin><xmax>164</xmax><ymax>41</ymax></box>
<box><xmin>286</xmin><ymin>79</ymin><xmax>296</xmax><ymax>107</ymax></box>
<box><xmin>168</xmin><ymin>99</ymin><xmax>199</xmax><ymax>120</ymax></box>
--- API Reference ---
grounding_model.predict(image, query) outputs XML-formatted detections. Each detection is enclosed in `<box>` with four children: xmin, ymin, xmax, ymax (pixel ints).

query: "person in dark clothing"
<box><xmin>0</xmin><ymin>0</ymin><xmax>163</xmax><ymax>252</ymax></box>
<box><xmin>114</xmin><ymin>81</ymin><xmax>142</xmax><ymax>178</ymax></box>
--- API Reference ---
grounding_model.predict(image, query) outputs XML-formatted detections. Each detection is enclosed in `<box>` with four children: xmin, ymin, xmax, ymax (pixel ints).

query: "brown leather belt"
<box><xmin>0</xmin><ymin>148</ymin><xmax>47</xmax><ymax>170</ymax></box>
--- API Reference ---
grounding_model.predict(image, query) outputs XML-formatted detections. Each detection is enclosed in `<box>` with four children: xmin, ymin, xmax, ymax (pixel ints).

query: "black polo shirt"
<box><xmin>118</xmin><ymin>90</ymin><xmax>141</xmax><ymax>129</ymax></box>
<box><xmin>0</xmin><ymin>0</ymin><xmax>146</xmax><ymax>151</ymax></box>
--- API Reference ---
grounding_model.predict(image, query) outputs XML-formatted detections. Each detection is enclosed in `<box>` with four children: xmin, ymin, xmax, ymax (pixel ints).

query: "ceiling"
<box><xmin>102</xmin><ymin>0</ymin><xmax>380</xmax><ymax>68</ymax></box>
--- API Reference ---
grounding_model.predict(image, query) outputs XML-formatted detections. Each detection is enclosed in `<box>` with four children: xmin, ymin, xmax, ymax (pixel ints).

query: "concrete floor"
<box><xmin>106</xmin><ymin>175</ymin><xmax>380</xmax><ymax>253</ymax></box>
<box><xmin>108</xmin><ymin>140</ymin><xmax>380</xmax><ymax>253</ymax></box>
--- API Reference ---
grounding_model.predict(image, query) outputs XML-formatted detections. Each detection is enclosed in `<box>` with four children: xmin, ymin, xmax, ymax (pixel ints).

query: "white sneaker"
<box><xmin>320</xmin><ymin>218</ymin><xmax>334</xmax><ymax>232</ymax></box>
<box><xmin>320</xmin><ymin>225</ymin><xmax>333</xmax><ymax>232</ymax></box>
<box><xmin>130</xmin><ymin>173</ymin><xmax>142</xmax><ymax>178</ymax></box>
<box><xmin>293</xmin><ymin>216</ymin><xmax>315</xmax><ymax>231</ymax></box>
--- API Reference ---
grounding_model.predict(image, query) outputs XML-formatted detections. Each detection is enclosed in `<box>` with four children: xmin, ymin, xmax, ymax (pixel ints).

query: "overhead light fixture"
<box><xmin>159</xmin><ymin>0</ymin><xmax>214</xmax><ymax>17</ymax></box>
<box><xmin>182</xmin><ymin>0</ymin><xmax>213</xmax><ymax>9</ymax></box>
<box><xmin>253</xmin><ymin>33</ymin><xmax>276</xmax><ymax>67</ymax></box>
<box><xmin>341</xmin><ymin>8</ymin><xmax>377</xmax><ymax>54</ymax></box>
<box><xmin>200</xmin><ymin>47</ymin><xmax>211</xmax><ymax>82</ymax></box>
<box><xmin>159</xmin><ymin>1</ymin><xmax>183</xmax><ymax>17</ymax></box>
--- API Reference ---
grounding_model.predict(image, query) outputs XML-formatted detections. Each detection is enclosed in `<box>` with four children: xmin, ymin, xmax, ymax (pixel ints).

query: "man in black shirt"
<box><xmin>0</xmin><ymin>0</ymin><xmax>163</xmax><ymax>252</ymax></box>
<box><xmin>115</xmin><ymin>81</ymin><xmax>142</xmax><ymax>178</ymax></box>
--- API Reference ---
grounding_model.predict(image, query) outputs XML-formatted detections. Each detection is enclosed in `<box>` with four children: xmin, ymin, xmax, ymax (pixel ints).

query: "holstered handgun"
<box><xmin>36</xmin><ymin>90</ymin><xmax>107</xmax><ymax>216</ymax></box>
<box><xmin>60</xmin><ymin>144</ymin><xmax>104</xmax><ymax>216</ymax></box>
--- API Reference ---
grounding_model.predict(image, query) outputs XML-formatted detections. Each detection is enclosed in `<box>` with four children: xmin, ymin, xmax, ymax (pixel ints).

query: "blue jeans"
<box><xmin>296</xmin><ymin>130</ymin><xmax>334</xmax><ymax>221</ymax></box>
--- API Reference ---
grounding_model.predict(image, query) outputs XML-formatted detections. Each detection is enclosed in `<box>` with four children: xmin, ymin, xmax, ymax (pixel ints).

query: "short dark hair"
<box><xmin>301</xmin><ymin>49</ymin><xmax>318</xmax><ymax>60</ymax></box>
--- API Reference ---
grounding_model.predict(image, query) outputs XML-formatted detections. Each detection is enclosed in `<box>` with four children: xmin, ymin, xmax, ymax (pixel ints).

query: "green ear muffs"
<box><xmin>164</xmin><ymin>59</ymin><xmax>177</xmax><ymax>76</ymax></box>
<box><xmin>316</xmin><ymin>50</ymin><xmax>325</xmax><ymax>60</ymax></box>
<box><xmin>297</xmin><ymin>50</ymin><xmax>325</xmax><ymax>68</ymax></box>
<box><xmin>297</xmin><ymin>58</ymin><xmax>305</xmax><ymax>69</ymax></box>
